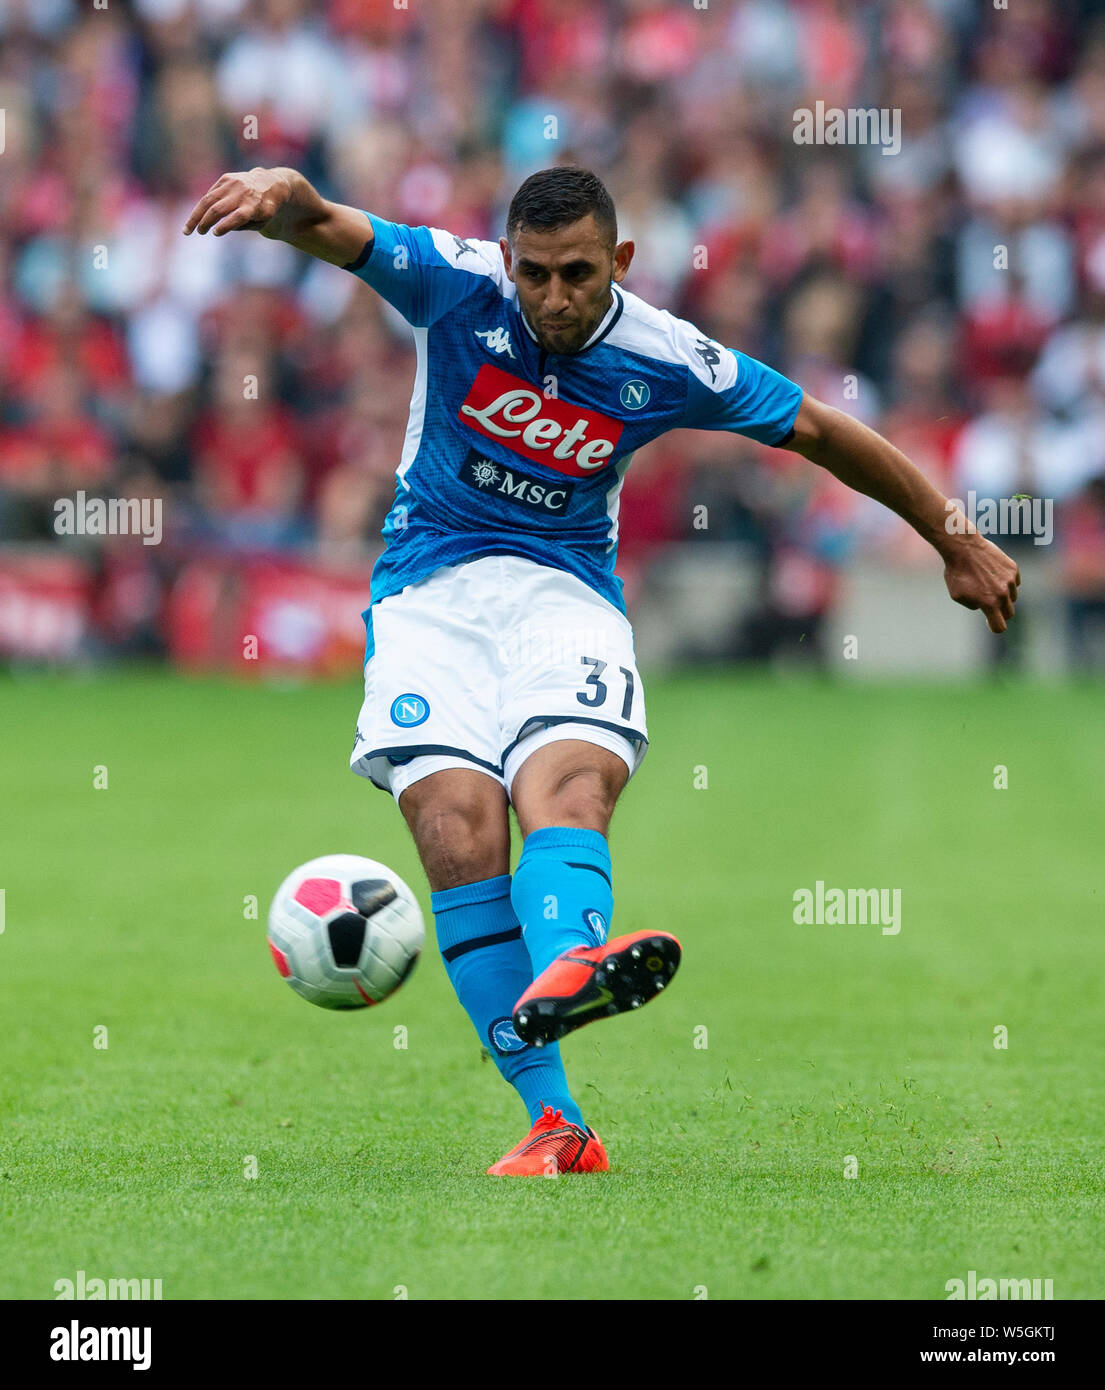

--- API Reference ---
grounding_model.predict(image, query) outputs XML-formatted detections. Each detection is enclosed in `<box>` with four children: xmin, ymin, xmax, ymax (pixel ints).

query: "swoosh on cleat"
<box><xmin>563</xmin><ymin>986</ymin><xmax>614</xmax><ymax>1017</ymax></box>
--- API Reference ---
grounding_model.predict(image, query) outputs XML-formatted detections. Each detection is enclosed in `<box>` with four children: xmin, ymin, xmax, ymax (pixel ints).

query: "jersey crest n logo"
<box><xmin>583</xmin><ymin>908</ymin><xmax>608</xmax><ymax>942</ymax></box>
<box><xmin>458</xmin><ymin>363</ymin><xmax>623</xmax><ymax>477</ymax></box>
<box><xmin>389</xmin><ymin>693</ymin><xmax>430</xmax><ymax>727</ymax></box>
<box><xmin>489</xmin><ymin>1017</ymin><xmax>528</xmax><ymax>1055</ymax></box>
<box><xmin>620</xmin><ymin>379</ymin><xmax>650</xmax><ymax>410</ymax></box>
<box><xmin>694</xmin><ymin>337</ymin><xmax>722</xmax><ymax>382</ymax></box>
<box><xmin>474</xmin><ymin>326</ymin><xmax>515</xmax><ymax>359</ymax></box>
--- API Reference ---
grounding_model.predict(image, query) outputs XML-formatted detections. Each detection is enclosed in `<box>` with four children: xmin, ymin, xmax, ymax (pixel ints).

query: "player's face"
<box><xmin>502</xmin><ymin>216</ymin><xmax>634</xmax><ymax>355</ymax></box>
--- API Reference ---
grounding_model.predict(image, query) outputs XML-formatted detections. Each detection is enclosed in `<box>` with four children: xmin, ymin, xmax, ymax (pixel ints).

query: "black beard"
<box><xmin>529</xmin><ymin>291</ymin><xmax>612</xmax><ymax>356</ymax></box>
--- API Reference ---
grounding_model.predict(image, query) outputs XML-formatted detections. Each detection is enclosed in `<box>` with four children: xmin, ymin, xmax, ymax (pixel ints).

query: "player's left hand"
<box><xmin>941</xmin><ymin>530</ymin><xmax>1021</xmax><ymax>633</ymax></box>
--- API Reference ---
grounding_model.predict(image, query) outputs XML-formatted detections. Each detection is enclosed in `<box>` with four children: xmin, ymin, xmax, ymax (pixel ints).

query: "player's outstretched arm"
<box><xmin>182</xmin><ymin>166</ymin><xmax>372</xmax><ymax>267</ymax></box>
<box><xmin>782</xmin><ymin>394</ymin><xmax>1021</xmax><ymax>633</ymax></box>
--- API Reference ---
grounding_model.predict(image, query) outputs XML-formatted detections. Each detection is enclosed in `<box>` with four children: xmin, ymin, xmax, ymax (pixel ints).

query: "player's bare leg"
<box><xmin>509</xmin><ymin>739</ymin><xmax>681</xmax><ymax>1047</ymax></box>
<box><xmin>398</xmin><ymin>768</ymin><xmax>510</xmax><ymax>891</ymax></box>
<box><xmin>397</xmin><ymin>763</ymin><xmax>605</xmax><ymax>1172</ymax></box>
<box><xmin>510</xmin><ymin>738</ymin><xmax>628</xmax><ymax>837</ymax></box>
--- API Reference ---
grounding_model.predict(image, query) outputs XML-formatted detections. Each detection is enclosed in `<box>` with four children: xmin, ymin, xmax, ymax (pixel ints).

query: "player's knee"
<box><xmin>541</xmin><ymin>765</ymin><xmax>621</xmax><ymax>831</ymax></box>
<box><xmin>407</xmin><ymin>798</ymin><xmax>508</xmax><ymax>890</ymax></box>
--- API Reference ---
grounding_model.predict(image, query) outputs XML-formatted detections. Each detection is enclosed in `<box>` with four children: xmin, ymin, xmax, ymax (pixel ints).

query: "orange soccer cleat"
<box><xmin>486</xmin><ymin>1105</ymin><xmax>609</xmax><ymax>1176</ymax></box>
<box><xmin>513</xmin><ymin>929</ymin><xmax>681</xmax><ymax>1047</ymax></box>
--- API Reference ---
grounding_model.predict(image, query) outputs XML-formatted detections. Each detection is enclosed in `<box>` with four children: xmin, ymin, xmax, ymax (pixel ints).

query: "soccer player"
<box><xmin>184</xmin><ymin>166</ymin><xmax>1020</xmax><ymax>1175</ymax></box>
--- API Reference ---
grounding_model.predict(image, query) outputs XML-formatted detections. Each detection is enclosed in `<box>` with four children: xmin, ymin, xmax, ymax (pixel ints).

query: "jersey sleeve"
<box><xmin>680</xmin><ymin>338</ymin><xmax>803</xmax><ymax>446</ymax></box>
<box><xmin>342</xmin><ymin>213</ymin><xmax>507</xmax><ymax>327</ymax></box>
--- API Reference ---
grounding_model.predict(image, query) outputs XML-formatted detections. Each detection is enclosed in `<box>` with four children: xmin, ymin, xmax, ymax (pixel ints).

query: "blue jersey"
<box><xmin>344</xmin><ymin>213</ymin><xmax>803</xmax><ymax>615</ymax></box>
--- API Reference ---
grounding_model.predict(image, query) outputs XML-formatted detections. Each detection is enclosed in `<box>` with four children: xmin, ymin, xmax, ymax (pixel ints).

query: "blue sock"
<box><xmin>511</xmin><ymin>827</ymin><xmax>614</xmax><ymax>978</ymax></box>
<box><xmin>432</xmin><ymin>874</ymin><xmax>585</xmax><ymax>1129</ymax></box>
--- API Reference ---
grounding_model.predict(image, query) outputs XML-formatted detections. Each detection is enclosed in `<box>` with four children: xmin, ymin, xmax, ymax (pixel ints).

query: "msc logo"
<box><xmin>489</xmin><ymin>1017</ymin><xmax>529</xmax><ymax>1055</ymax></box>
<box><xmin>475</xmin><ymin>326</ymin><xmax>515</xmax><ymax>359</ymax></box>
<box><xmin>470</xmin><ymin>456</ymin><xmax>501</xmax><ymax>488</ymax></box>
<box><xmin>620</xmin><ymin>379</ymin><xmax>650</xmax><ymax>410</ymax></box>
<box><xmin>389</xmin><ymin>693</ymin><xmax>430</xmax><ymax>727</ymax></box>
<box><xmin>459</xmin><ymin>449</ymin><xmax>574</xmax><ymax>515</ymax></box>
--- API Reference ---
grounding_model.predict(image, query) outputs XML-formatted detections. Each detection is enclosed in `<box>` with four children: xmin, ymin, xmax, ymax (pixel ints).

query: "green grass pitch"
<box><xmin>1</xmin><ymin>668</ymin><xmax>1102</xmax><ymax>1300</ymax></box>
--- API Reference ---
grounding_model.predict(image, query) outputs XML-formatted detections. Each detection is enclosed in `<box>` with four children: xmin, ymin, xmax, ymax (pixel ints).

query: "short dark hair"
<box><xmin>506</xmin><ymin>166</ymin><xmax>617</xmax><ymax>249</ymax></box>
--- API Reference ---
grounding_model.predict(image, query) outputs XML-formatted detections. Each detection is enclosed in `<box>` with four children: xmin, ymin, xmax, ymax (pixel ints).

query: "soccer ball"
<box><xmin>267</xmin><ymin>854</ymin><xmax>425</xmax><ymax>1010</ymax></box>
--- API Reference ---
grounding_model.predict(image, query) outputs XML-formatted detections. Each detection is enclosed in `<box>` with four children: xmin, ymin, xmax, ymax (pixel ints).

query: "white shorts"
<box><xmin>350</xmin><ymin>555</ymin><xmax>649</xmax><ymax>802</ymax></box>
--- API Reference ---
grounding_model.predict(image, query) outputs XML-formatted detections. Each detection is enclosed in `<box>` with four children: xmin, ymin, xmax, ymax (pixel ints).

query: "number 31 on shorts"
<box><xmin>577</xmin><ymin>655</ymin><xmax>636</xmax><ymax>722</ymax></box>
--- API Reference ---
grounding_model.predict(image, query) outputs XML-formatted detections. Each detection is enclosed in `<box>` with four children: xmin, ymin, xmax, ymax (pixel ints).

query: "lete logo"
<box><xmin>458</xmin><ymin>363</ymin><xmax>623</xmax><ymax>476</ymax></box>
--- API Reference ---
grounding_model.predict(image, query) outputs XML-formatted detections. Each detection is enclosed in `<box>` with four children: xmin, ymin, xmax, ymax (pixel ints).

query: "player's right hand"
<box><xmin>182</xmin><ymin>168</ymin><xmax>291</xmax><ymax>239</ymax></box>
<box><xmin>941</xmin><ymin>529</ymin><xmax>1021</xmax><ymax>634</ymax></box>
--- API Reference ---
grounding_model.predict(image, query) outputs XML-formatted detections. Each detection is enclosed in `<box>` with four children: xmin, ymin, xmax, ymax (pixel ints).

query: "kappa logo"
<box><xmin>458</xmin><ymin>363</ymin><xmax>623</xmax><ymax>476</ymax></box>
<box><xmin>459</xmin><ymin>449</ymin><xmax>574</xmax><ymax>515</ymax></box>
<box><xmin>694</xmin><ymin>337</ymin><xmax>722</xmax><ymax>382</ymax></box>
<box><xmin>474</xmin><ymin>326</ymin><xmax>516</xmax><ymax>359</ymax></box>
<box><xmin>452</xmin><ymin>235</ymin><xmax>477</xmax><ymax>259</ymax></box>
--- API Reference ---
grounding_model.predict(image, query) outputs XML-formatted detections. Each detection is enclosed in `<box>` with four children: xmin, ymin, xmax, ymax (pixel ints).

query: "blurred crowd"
<box><xmin>3</xmin><ymin>0</ymin><xmax>1105</xmax><ymax>667</ymax></box>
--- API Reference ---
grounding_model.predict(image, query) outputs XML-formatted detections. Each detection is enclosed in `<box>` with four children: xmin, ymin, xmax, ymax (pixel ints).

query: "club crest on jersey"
<box><xmin>474</xmin><ymin>326</ymin><xmax>515</xmax><ymax>359</ymax></box>
<box><xmin>459</xmin><ymin>449</ymin><xmax>574</xmax><ymax>515</ymax></box>
<box><xmin>620</xmin><ymin>379</ymin><xmax>650</xmax><ymax>410</ymax></box>
<box><xmin>389</xmin><ymin>693</ymin><xmax>430</xmax><ymax>727</ymax></box>
<box><xmin>489</xmin><ymin>1017</ymin><xmax>529</xmax><ymax>1055</ymax></box>
<box><xmin>458</xmin><ymin>363</ymin><xmax>623</xmax><ymax>477</ymax></box>
<box><xmin>583</xmin><ymin>908</ymin><xmax>608</xmax><ymax>943</ymax></box>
